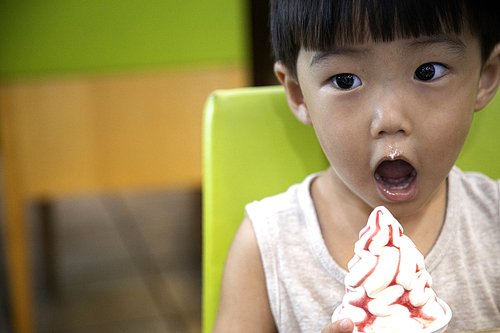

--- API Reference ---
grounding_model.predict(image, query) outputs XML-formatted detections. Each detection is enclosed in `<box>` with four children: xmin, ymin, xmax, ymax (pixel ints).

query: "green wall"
<box><xmin>0</xmin><ymin>1</ymin><xmax>250</xmax><ymax>79</ymax></box>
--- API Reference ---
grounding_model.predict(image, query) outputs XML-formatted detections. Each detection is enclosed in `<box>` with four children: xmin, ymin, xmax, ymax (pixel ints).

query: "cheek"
<box><xmin>419</xmin><ymin>99</ymin><xmax>475</xmax><ymax>168</ymax></box>
<box><xmin>443</xmin><ymin>115</ymin><xmax>473</xmax><ymax>158</ymax></box>
<box><xmin>311</xmin><ymin>113</ymin><xmax>370</xmax><ymax>175</ymax></box>
<box><xmin>306</xmin><ymin>97</ymin><xmax>373</xmax><ymax>172</ymax></box>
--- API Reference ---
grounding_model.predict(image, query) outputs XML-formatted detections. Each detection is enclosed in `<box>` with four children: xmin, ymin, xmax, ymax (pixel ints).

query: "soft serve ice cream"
<box><xmin>332</xmin><ymin>206</ymin><xmax>451</xmax><ymax>333</ymax></box>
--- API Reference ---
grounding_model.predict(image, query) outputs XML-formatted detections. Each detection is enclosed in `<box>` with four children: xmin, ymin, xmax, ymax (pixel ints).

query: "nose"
<box><xmin>370</xmin><ymin>90</ymin><xmax>412</xmax><ymax>138</ymax></box>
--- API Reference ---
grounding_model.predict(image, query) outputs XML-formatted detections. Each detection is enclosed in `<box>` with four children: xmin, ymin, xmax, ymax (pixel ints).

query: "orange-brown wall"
<box><xmin>0</xmin><ymin>1</ymin><xmax>252</xmax><ymax>197</ymax></box>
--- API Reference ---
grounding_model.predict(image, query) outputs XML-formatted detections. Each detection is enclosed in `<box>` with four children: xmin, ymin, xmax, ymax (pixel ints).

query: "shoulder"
<box><xmin>245</xmin><ymin>173</ymin><xmax>319</xmax><ymax>225</ymax></box>
<box><xmin>448</xmin><ymin>166</ymin><xmax>500</xmax><ymax>232</ymax></box>
<box><xmin>451</xmin><ymin>165</ymin><xmax>500</xmax><ymax>188</ymax></box>
<box><xmin>222</xmin><ymin>216</ymin><xmax>264</xmax><ymax>287</ymax></box>
<box><xmin>450</xmin><ymin>166</ymin><xmax>500</xmax><ymax>211</ymax></box>
<box><xmin>432</xmin><ymin>167</ymin><xmax>500</xmax><ymax>330</ymax></box>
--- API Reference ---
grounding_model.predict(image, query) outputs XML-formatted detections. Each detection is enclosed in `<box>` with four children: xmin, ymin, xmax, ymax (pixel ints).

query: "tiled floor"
<box><xmin>32</xmin><ymin>189</ymin><xmax>202</xmax><ymax>333</ymax></box>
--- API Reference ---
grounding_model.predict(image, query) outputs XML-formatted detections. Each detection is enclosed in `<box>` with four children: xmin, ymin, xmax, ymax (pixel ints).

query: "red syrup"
<box><xmin>351</xmin><ymin>210</ymin><xmax>385</xmax><ymax>289</ymax></box>
<box><xmin>352</xmin><ymin>257</ymin><xmax>379</xmax><ymax>289</ymax></box>
<box><xmin>390</xmin><ymin>289</ymin><xmax>436</xmax><ymax>326</ymax></box>
<box><xmin>388</xmin><ymin>226</ymin><xmax>402</xmax><ymax>287</ymax></box>
<box><xmin>348</xmin><ymin>289</ymin><xmax>376</xmax><ymax>332</ymax></box>
<box><xmin>361</xmin><ymin>210</ymin><xmax>383</xmax><ymax>250</ymax></box>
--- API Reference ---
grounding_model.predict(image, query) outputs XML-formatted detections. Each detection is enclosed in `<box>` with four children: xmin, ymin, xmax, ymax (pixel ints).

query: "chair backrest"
<box><xmin>456</xmin><ymin>90</ymin><xmax>500</xmax><ymax>179</ymax></box>
<box><xmin>202</xmin><ymin>86</ymin><xmax>329</xmax><ymax>332</ymax></box>
<box><xmin>201</xmin><ymin>85</ymin><xmax>500</xmax><ymax>333</ymax></box>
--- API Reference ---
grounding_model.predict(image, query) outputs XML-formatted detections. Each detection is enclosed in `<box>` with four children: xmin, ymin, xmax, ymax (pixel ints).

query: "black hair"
<box><xmin>271</xmin><ymin>0</ymin><xmax>500</xmax><ymax>77</ymax></box>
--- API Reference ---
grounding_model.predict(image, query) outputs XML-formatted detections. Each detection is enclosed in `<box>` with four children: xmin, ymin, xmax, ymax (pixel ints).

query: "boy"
<box><xmin>214</xmin><ymin>1</ymin><xmax>500</xmax><ymax>332</ymax></box>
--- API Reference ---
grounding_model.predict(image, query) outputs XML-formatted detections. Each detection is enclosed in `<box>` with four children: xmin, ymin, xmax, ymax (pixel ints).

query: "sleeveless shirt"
<box><xmin>246</xmin><ymin>166</ymin><xmax>500</xmax><ymax>332</ymax></box>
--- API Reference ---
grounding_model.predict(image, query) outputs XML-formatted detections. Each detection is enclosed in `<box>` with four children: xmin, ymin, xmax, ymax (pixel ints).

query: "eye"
<box><xmin>414</xmin><ymin>63</ymin><xmax>447</xmax><ymax>81</ymax></box>
<box><xmin>331</xmin><ymin>73</ymin><xmax>362</xmax><ymax>90</ymax></box>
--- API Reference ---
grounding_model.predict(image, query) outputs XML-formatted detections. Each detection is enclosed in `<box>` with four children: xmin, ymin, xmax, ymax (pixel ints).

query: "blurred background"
<box><xmin>0</xmin><ymin>1</ymin><xmax>277</xmax><ymax>332</ymax></box>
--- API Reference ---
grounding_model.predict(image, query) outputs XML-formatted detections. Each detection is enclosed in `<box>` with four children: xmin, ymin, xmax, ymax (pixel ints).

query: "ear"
<box><xmin>274</xmin><ymin>62</ymin><xmax>312</xmax><ymax>125</ymax></box>
<box><xmin>475</xmin><ymin>43</ymin><xmax>500</xmax><ymax>111</ymax></box>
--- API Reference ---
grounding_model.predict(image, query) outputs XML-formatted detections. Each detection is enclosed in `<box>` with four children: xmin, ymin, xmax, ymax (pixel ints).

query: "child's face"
<box><xmin>293</xmin><ymin>32</ymin><xmax>484</xmax><ymax>215</ymax></box>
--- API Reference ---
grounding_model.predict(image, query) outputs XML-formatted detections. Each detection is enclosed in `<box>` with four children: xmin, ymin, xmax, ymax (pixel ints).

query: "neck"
<box><xmin>398</xmin><ymin>179</ymin><xmax>448</xmax><ymax>256</ymax></box>
<box><xmin>312</xmin><ymin>167</ymin><xmax>448</xmax><ymax>257</ymax></box>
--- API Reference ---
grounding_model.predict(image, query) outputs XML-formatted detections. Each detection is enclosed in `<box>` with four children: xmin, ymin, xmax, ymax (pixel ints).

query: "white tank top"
<box><xmin>246</xmin><ymin>166</ymin><xmax>500</xmax><ymax>332</ymax></box>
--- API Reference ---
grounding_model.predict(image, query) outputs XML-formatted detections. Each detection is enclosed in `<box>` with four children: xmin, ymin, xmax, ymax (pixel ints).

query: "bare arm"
<box><xmin>212</xmin><ymin>216</ymin><xmax>277</xmax><ymax>332</ymax></box>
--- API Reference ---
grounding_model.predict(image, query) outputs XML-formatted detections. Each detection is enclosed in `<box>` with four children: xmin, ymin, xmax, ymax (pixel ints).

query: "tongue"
<box><xmin>375</xmin><ymin>160</ymin><xmax>414</xmax><ymax>179</ymax></box>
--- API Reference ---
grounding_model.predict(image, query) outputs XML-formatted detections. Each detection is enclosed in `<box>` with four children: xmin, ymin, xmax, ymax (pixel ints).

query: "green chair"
<box><xmin>456</xmin><ymin>90</ymin><xmax>500</xmax><ymax>179</ymax></box>
<box><xmin>201</xmin><ymin>85</ymin><xmax>500</xmax><ymax>333</ymax></box>
<box><xmin>202</xmin><ymin>86</ymin><xmax>329</xmax><ymax>332</ymax></box>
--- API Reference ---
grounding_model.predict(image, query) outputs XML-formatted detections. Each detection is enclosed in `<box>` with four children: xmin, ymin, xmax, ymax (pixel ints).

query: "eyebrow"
<box><xmin>309</xmin><ymin>34</ymin><xmax>467</xmax><ymax>68</ymax></box>
<box><xmin>310</xmin><ymin>46</ymin><xmax>372</xmax><ymax>68</ymax></box>
<box><xmin>405</xmin><ymin>34</ymin><xmax>467</xmax><ymax>54</ymax></box>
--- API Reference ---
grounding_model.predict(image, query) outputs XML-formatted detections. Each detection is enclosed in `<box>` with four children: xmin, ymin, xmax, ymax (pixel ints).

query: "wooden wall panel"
<box><xmin>0</xmin><ymin>66</ymin><xmax>249</xmax><ymax>199</ymax></box>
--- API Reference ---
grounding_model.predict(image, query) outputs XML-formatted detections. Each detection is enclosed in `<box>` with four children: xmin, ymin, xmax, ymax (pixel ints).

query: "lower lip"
<box><xmin>375</xmin><ymin>175</ymin><xmax>418</xmax><ymax>202</ymax></box>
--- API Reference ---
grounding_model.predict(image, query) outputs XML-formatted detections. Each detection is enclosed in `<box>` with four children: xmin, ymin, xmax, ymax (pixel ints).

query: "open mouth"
<box><xmin>374</xmin><ymin>160</ymin><xmax>417</xmax><ymax>201</ymax></box>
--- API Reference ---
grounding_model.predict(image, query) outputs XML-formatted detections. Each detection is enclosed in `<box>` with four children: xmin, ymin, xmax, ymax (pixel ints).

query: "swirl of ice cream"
<box><xmin>332</xmin><ymin>206</ymin><xmax>447</xmax><ymax>333</ymax></box>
